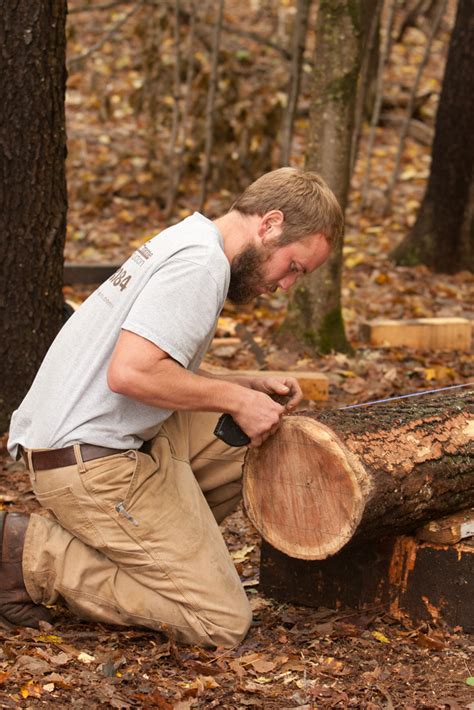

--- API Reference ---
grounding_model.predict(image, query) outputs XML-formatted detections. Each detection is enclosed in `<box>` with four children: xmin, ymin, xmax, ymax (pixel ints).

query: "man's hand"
<box><xmin>231</xmin><ymin>389</ymin><xmax>287</xmax><ymax>448</ymax></box>
<box><xmin>248</xmin><ymin>375</ymin><xmax>303</xmax><ymax>412</ymax></box>
<box><xmin>213</xmin><ymin>373</ymin><xmax>303</xmax><ymax>447</ymax></box>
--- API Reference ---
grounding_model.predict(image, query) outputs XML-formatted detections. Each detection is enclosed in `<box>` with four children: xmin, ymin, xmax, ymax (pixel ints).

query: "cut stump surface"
<box><xmin>243</xmin><ymin>388</ymin><xmax>473</xmax><ymax>559</ymax></box>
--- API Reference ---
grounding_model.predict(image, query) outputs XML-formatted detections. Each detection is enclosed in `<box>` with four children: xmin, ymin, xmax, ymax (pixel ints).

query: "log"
<box><xmin>63</xmin><ymin>263</ymin><xmax>119</xmax><ymax>284</ymax></box>
<box><xmin>260</xmin><ymin>535</ymin><xmax>474</xmax><ymax>632</ymax></box>
<box><xmin>416</xmin><ymin>507</ymin><xmax>474</xmax><ymax>544</ymax></box>
<box><xmin>360</xmin><ymin>317</ymin><xmax>472</xmax><ymax>351</ymax></box>
<box><xmin>243</xmin><ymin>388</ymin><xmax>474</xmax><ymax>560</ymax></box>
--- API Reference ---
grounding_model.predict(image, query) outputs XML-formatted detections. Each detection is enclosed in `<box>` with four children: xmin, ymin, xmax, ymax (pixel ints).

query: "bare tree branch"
<box><xmin>350</xmin><ymin>0</ymin><xmax>383</xmax><ymax>176</ymax></box>
<box><xmin>168</xmin><ymin>0</ymin><xmax>182</xmax><ymax>164</ymax></box>
<box><xmin>165</xmin><ymin>1</ymin><xmax>197</xmax><ymax>217</ymax></box>
<box><xmin>199</xmin><ymin>0</ymin><xmax>225</xmax><ymax>212</ymax></box>
<box><xmin>69</xmin><ymin>1</ymin><xmax>130</xmax><ymax>14</ymax></box>
<box><xmin>361</xmin><ymin>0</ymin><xmax>397</xmax><ymax>206</ymax></box>
<box><xmin>280</xmin><ymin>0</ymin><xmax>311</xmax><ymax>166</ymax></box>
<box><xmin>67</xmin><ymin>1</ymin><xmax>144</xmax><ymax>68</ymax></box>
<box><xmin>221</xmin><ymin>22</ymin><xmax>291</xmax><ymax>60</ymax></box>
<box><xmin>68</xmin><ymin>0</ymin><xmax>290</xmax><ymax>74</ymax></box>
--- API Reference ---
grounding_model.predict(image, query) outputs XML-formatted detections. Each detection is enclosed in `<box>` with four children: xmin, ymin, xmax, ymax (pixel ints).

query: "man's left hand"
<box><xmin>249</xmin><ymin>376</ymin><xmax>303</xmax><ymax>411</ymax></box>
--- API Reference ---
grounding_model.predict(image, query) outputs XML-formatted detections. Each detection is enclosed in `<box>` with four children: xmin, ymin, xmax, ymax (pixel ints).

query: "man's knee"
<box><xmin>209</xmin><ymin>597</ymin><xmax>252</xmax><ymax>647</ymax></box>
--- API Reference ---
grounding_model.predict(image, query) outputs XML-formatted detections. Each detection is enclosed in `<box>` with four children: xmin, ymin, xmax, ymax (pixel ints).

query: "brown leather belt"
<box><xmin>23</xmin><ymin>444</ymin><xmax>127</xmax><ymax>471</ymax></box>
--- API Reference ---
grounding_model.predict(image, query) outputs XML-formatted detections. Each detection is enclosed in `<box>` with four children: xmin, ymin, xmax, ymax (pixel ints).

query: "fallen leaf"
<box><xmin>36</xmin><ymin>634</ymin><xmax>63</xmax><ymax>644</ymax></box>
<box><xmin>15</xmin><ymin>655</ymin><xmax>51</xmax><ymax>675</ymax></box>
<box><xmin>49</xmin><ymin>651</ymin><xmax>73</xmax><ymax>666</ymax></box>
<box><xmin>416</xmin><ymin>633</ymin><xmax>446</xmax><ymax>650</ymax></box>
<box><xmin>250</xmin><ymin>659</ymin><xmax>276</xmax><ymax>674</ymax></box>
<box><xmin>231</xmin><ymin>544</ymin><xmax>255</xmax><ymax>564</ymax></box>
<box><xmin>229</xmin><ymin>658</ymin><xmax>246</xmax><ymax>679</ymax></box>
<box><xmin>249</xmin><ymin>596</ymin><xmax>271</xmax><ymax>612</ymax></box>
<box><xmin>77</xmin><ymin>651</ymin><xmax>96</xmax><ymax>664</ymax></box>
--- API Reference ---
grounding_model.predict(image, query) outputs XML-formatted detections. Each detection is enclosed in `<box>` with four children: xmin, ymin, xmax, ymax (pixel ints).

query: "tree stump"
<box><xmin>243</xmin><ymin>388</ymin><xmax>473</xmax><ymax>560</ymax></box>
<box><xmin>260</xmin><ymin>534</ymin><xmax>474</xmax><ymax>632</ymax></box>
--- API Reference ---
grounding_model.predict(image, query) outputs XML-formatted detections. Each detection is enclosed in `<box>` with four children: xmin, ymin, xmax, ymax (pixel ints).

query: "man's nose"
<box><xmin>278</xmin><ymin>273</ymin><xmax>299</xmax><ymax>291</ymax></box>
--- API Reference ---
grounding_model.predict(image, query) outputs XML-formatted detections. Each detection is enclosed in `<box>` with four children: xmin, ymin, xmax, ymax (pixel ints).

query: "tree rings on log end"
<box><xmin>243</xmin><ymin>416</ymin><xmax>370</xmax><ymax>560</ymax></box>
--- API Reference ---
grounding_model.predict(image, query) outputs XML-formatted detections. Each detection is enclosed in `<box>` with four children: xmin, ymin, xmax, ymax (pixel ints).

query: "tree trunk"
<box><xmin>243</xmin><ymin>387</ymin><xmax>474</xmax><ymax>559</ymax></box>
<box><xmin>391</xmin><ymin>0</ymin><xmax>474</xmax><ymax>273</ymax></box>
<box><xmin>0</xmin><ymin>1</ymin><xmax>68</xmax><ymax>433</ymax></box>
<box><xmin>280</xmin><ymin>0</ymin><xmax>312</xmax><ymax>166</ymax></box>
<box><xmin>283</xmin><ymin>0</ymin><xmax>377</xmax><ymax>354</ymax></box>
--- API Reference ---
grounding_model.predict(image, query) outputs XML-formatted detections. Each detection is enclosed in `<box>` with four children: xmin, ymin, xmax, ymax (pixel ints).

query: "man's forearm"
<box><xmin>107</xmin><ymin>330</ymin><xmax>286</xmax><ymax>445</ymax></box>
<box><xmin>197</xmin><ymin>368</ymin><xmax>256</xmax><ymax>389</ymax></box>
<box><xmin>110</xmin><ymin>358</ymin><xmax>249</xmax><ymax>416</ymax></box>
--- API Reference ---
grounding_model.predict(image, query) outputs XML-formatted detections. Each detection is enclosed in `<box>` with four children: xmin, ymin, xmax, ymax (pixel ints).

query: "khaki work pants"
<box><xmin>22</xmin><ymin>411</ymin><xmax>251</xmax><ymax>647</ymax></box>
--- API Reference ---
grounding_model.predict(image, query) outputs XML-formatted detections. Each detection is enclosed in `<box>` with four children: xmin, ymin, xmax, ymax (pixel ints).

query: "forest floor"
<box><xmin>0</xmin><ymin>463</ymin><xmax>473</xmax><ymax>709</ymax></box>
<box><xmin>1</xmin><ymin>0</ymin><xmax>473</xmax><ymax>707</ymax></box>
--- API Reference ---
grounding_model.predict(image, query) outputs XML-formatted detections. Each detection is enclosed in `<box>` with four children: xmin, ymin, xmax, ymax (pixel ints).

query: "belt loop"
<box><xmin>26</xmin><ymin>449</ymin><xmax>36</xmax><ymax>482</ymax></box>
<box><xmin>73</xmin><ymin>444</ymin><xmax>87</xmax><ymax>473</ymax></box>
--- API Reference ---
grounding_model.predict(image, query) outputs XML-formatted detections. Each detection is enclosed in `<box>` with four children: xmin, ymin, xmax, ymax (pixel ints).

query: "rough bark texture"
<box><xmin>391</xmin><ymin>0</ymin><xmax>474</xmax><ymax>273</ymax></box>
<box><xmin>0</xmin><ymin>1</ymin><xmax>68</xmax><ymax>433</ymax></box>
<box><xmin>283</xmin><ymin>0</ymin><xmax>377</xmax><ymax>354</ymax></box>
<box><xmin>243</xmin><ymin>388</ymin><xmax>474</xmax><ymax>559</ymax></box>
<box><xmin>260</xmin><ymin>535</ymin><xmax>474</xmax><ymax>632</ymax></box>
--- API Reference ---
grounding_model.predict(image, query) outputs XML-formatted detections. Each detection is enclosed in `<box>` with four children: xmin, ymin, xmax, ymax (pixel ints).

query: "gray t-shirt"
<box><xmin>8</xmin><ymin>213</ymin><xmax>230</xmax><ymax>457</ymax></box>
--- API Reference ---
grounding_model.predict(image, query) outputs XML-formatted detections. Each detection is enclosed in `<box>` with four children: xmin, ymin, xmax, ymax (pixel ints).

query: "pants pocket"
<box><xmin>34</xmin><ymin>485</ymin><xmax>106</xmax><ymax>548</ymax></box>
<box><xmin>80</xmin><ymin>451</ymin><xmax>139</xmax><ymax>507</ymax></box>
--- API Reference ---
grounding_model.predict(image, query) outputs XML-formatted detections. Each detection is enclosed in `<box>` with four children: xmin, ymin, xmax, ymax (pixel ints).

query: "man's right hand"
<box><xmin>231</xmin><ymin>390</ymin><xmax>286</xmax><ymax>448</ymax></box>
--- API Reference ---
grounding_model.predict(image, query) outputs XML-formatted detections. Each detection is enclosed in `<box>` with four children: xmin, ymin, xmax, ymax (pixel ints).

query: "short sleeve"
<box><xmin>121</xmin><ymin>258</ymin><xmax>222</xmax><ymax>367</ymax></box>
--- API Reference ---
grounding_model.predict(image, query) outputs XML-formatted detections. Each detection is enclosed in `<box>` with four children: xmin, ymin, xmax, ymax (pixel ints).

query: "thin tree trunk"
<box><xmin>391</xmin><ymin>0</ymin><xmax>474</xmax><ymax>273</ymax></box>
<box><xmin>0</xmin><ymin>1</ymin><xmax>68</xmax><ymax>433</ymax></box>
<box><xmin>198</xmin><ymin>0</ymin><xmax>224</xmax><ymax>212</ymax></box>
<box><xmin>165</xmin><ymin>2</ymin><xmax>197</xmax><ymax>218</ymax></box>
<box><xmin>350</xmin><ymin>0</ymin><xmax>383</xmax><ymax>175</ymax></box>
<box><xmin>283</xmin><ymin>0</ymin><xmax>377</xmax><ymax>354</ymax></box>
<box><xmin>280</xmin><ymin>0</ymin><xmax>312</xmax><ymax>166</ymax></box>
<box><xmin>383</xmin><ymin>0</ymin><xmax>447</xmax><ymax>214</ymax></box>
<box><xmin>361</xmin><ymin>0</ymin><xmax>397</xmax><ymax>205</ymax></box>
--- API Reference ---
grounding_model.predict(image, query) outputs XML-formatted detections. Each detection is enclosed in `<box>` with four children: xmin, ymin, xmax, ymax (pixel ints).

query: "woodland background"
<box><xmin>0</xmin><ymin>0</ymin><xmax>473</xmax><ymax>706</ymax></box>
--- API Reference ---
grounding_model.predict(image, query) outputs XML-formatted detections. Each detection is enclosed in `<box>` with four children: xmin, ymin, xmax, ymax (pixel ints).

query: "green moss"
<box><xmin>318</xmin><ymin>307</ymin><xmax>353</xmax><ymax>354</ymax></box>
<box><xmin>282</xmin><ymin>292</ymin><xmax>352</xmax><ymax>355</ymax></box>
<box><xmin>327</xmin><ymin>68</ymin><xmax>359</xmax><ymax>104</ymax></box>
<box><xmin>347</xmin><ymin>0</ymin><xmax>362</xmax><ymax>34</ymax></box>
<box><xmin>319</xmin><ymin>0</ymin><xmax>346</xmax><ymax>22</ymax></box>
<box><xmin>319</xmin><ymin>0</ymin><xmax>362</xmax><ymax>35</ymax></box>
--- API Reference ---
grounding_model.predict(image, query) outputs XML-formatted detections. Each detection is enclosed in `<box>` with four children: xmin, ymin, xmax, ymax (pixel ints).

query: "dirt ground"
<box><xmin>1</xmin><ymin>365</ymin><xmax>473</xmax><ymax>706</ymax></box>
<box><xmin>0</xmin><ymin>452</ymin><xmax>473</xmax><ymax>708</ymax></box>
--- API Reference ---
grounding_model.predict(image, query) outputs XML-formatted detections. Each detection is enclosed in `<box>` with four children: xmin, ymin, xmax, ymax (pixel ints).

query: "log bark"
<box><xmin>260</xmin><ymin>535</ymin><xmax>474</xmax><ymax>632</ymax></box>
<box><xmin>243</xmin><ymin>388</ymin><xmax>474</xmax><ymax>560</ymax></box>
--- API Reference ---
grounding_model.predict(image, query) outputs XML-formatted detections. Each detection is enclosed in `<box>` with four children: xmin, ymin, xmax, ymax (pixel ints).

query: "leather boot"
<box><xmin>0</xmin><ymin>512</ymin><xmax>52</xmax><ymax>629</ymax></box>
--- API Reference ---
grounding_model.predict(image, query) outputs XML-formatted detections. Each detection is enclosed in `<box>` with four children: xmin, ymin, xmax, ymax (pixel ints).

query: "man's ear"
<box><xmin>258</xmin><ymin>210</ymin><xmax>284</xmax><ymax>244</ymax></box>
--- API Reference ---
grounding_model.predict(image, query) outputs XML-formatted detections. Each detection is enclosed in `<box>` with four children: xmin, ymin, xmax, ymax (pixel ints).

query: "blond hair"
<box><xmin>231</xmin><ymin>167</ymin><xmax>343</xmax><ymax>247</ymax></box>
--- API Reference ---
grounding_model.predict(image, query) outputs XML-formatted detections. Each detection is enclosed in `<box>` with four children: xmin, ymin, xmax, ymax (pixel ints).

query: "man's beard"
<box><xmin>227</xmin><ymin>243</ymin><xmax>276</xmax><ymax>305</ymax></box>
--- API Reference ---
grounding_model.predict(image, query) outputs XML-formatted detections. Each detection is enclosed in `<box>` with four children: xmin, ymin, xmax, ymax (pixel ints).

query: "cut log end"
<box><xmin>243</xmin><ymin>416</ymin><xmax>370</xmax><ymax>560</ymax></box>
